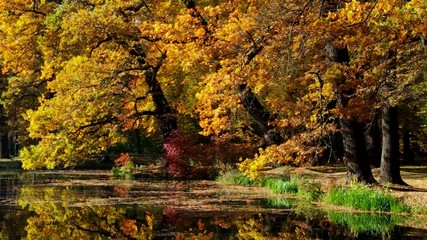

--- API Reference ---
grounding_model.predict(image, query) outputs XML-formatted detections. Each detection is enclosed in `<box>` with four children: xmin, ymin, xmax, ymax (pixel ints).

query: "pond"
<box><xmin>1</xmin><ymin>170</ymin><xmax>426</xmax><ymax>239</ymax></box>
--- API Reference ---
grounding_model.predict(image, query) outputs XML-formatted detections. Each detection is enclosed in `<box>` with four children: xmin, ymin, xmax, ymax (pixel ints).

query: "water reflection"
<box><xmin>0</xmin><ymin>171</ymin><xmax>426</xmax><ymax>239</ymax></box>
<box><xmin>0</xmin><ymin>174</ymin><xmax>20</xmax><ymax>202</ymax></box>
<box><xmin>327</xmin><ymin>211</ymin><xmax>403</xmax><ymax>235</ymax></box>
<box><xmin>262</xmin><ymin>198</ymin><xmax>296</xmax><ymax>209</ymax></box>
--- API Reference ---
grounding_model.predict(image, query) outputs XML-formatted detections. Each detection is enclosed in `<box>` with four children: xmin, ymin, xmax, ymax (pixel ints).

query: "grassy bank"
<box><xmin>217</xmin><ymin>170</ymin><xmax>321</xmax><ymax>203</ymax></box>
<box><xmin>324</xmin><ymin>184</ymin><xmax>411</xmax><ymax>213</ymax></box>
<box><xmin>217</xmin><ymin>169</ymin><xmax>416</xmax><ymax>213</ymax></box>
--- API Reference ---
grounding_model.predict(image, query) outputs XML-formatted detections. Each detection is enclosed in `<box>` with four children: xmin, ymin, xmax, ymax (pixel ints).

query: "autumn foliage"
<box><xmin>164</xmin><ymin>131</ymin><xmax>190</xmax><ymax>178</ymax></box>
<box><xmin>114</xmin><ymin>153</ymin><xmax>132</xmax><ymax>167</ymax></box>
<box><xmin>0</xmin><ymin>0</ymin><xmax>427</xmax><ymax>177</ymax></box>
<box><xmin>164</xmin><ymin>131</ymin><xmax>256</xmax><ymax>178</ymax></box>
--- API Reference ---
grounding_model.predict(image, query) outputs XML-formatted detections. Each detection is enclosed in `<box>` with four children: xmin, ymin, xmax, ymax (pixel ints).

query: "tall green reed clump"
<box><xmin>324</xmin><ymin>184</ymin><xmax>410</xmax><ymax>212</ymax></box>
<box><xmin>217</xmin><ymin>170</ymin><xmax>321</xmax><ymax>202</ymax></box>
<box><xmin>262</xmin><ymin>177</ymin><xmax>298</xmax><ymax>194</ymax></box>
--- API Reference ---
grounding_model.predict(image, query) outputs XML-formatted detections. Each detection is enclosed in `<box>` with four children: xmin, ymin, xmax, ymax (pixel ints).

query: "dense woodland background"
<box><xmin>0</xmin><ymin>0</ymin><xmax>427</xmax><ymax>184</ymax></box>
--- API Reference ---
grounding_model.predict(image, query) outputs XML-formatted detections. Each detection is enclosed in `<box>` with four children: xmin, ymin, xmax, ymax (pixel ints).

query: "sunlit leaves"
<box><xmin>2</xmin><ymin>0</ymin><xmax>427</xmax><ymax>170</ymax></box>
<box><xmin>1</xmin><ymin>0</ymin><xmax>207</xmax><ymax>168</ymax></box>
<box><xmin>200</xmin><ymin>0</ymin><xmax>427</xmax><ymax>176</ymax></box>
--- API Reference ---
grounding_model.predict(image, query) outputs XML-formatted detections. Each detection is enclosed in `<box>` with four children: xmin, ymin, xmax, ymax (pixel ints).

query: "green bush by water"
<box><xmin>324</xmin><ymin>184</ymin><xmax>410</xmax><ymax>213</ymax></box>
<box><xmin>112</xmin><ymin>161</ymin><xmax>135</xmax><ymax>180</ymax></box>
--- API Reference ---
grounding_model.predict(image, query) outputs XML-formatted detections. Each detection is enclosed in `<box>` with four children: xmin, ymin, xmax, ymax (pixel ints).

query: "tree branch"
<box><xmin>75</xmin><ymin>116</ymin><xmax>118</xmax><ymax>133</ymax></box>
<box><xmin>346</xmin><ymin>0</ymin><xmax>378</xmax><ymax>27</ymax></box>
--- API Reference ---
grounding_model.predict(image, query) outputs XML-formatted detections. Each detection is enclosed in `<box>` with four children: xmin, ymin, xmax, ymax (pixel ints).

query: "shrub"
<box><xmin>112</xmin><ymin>161</ymin><xmax>135</xmax><ymax>180</ymax></box>
<box><xmin>112</xmin><ymin>153</ymin><xmax>135</xmax><ymax>180</ymax></box>
<box><xmin>165</xmin><ymin>132</ymin><xmax>256</xmax><ymax>179</ymax></box>
<box><xmin>164</xmin><ymin>131</ymin><xmax>189</xmax><ymax>178</ymax></box>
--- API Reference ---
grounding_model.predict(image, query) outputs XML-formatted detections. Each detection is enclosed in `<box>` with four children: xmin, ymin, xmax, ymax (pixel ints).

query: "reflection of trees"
<box><xmin>17</xmin><ymin>187</ymin><xmax>153</xmax><ymax>240</ymax></box>
<box><xmin>3</xmin><ymin>184</ymin><xmax>408</xmax><ymax>239</ymax></box>
<box><xmin>0</xmin><ymin>210</ymin><xmax>31</xmax><ymax>240</ymax></box>
<box><xmin>174</xmin><ymin>212</ymin><xmax>405</xmax><ymax>240</ymax></box>
<box><xmin>234</xmin><ymin>214</ymin><xmax>316</xmax><ymax>240</ymax></box>
<box><xmin>174</xmin><ymin>213</ymin><xmax>320</xmax><ymax>240</ymax></box>
<box><xmin>327</xmin><ymin>211</ymin><xmax>402</xmax><ymax>237</ymax></box>
<box><xmin>0</xmin><ymin>174</ymin><xmax>19</xmax><ymax>200</ymax></box>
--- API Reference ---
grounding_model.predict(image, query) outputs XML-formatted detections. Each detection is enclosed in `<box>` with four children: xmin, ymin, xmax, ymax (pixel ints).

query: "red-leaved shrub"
<box><xmin>164</xmin><ymin>131</ymin><xmax>256</xmax><ymax>178</ymax></box>
<box><xmin>163</xmin><ymin>130</ymin><xmax>192</xmax><ymax>178</ymax></box>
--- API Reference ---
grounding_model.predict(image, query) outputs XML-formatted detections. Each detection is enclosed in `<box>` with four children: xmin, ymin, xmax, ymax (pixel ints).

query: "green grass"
<box><xmin>217</xmin><ymin>169</ymin><xmax>418</xmax><ymax>216</ymax></box>
<box><xmin>324</xmin><ymin>184</ymin><xmax>411</xmax><ymax>213</ymax></box>
<box><xmin>217</xmin><ymin>170</ymin><xmax>321</xmax><ymax>204</ymax></box>
<box><xmin>216</xmin><ymin>170</ymin><xmax>295</xmax><ymax>191</ymax></box>
<box><xmin>262</xmin><ymin>177</ymin><xmax>298</xmax><ymax>194</ymax></box>
<box><xmin>261</xmin><ymin>176</ymin><xmax>321</xmax><ymax>203</ymax></box>
<box><xmin>217</xmin><ymin>170</ymin><xmax>414</xmax><ymax>214</ymax></box>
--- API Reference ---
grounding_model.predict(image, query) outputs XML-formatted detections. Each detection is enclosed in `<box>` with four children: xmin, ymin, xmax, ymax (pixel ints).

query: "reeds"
<box><xmin>217</xmin><ymin>170</ymin><xmax>321</xmax><ymax>202</ymax></box>
<box><xmin>324</xmin><ymin>184</ymin><xmax>410</xmax><ymax>213</ymax></box>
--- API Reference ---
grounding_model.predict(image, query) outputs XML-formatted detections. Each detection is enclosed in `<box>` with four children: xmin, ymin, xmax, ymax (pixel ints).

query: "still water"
<box><xmin>0</xmin><ymin>170</ymin><xmax>426</xmax><ymax>239</ymax></box>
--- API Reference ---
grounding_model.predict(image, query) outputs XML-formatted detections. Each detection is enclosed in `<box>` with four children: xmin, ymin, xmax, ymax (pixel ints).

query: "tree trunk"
<box><xmin>129</xmin><ymin>44</ymin><xmax>178</xmax><ymax>139</ymax></box>
<box><xmin>144</xmin><ymin>68</ymin><xmax>184</xmax><ymax>178</ymax></box>
<box><xmin>144</xmin><ymin>68</ymin><xmax>178</xmax><ymax>139</ymax></box>
<box><xmin>366</xmin><ymin>115</ymin><xmax>381</xmax><ymax>168</ymax></box>
<box><xmin>340</xmin><ymin>118</ymin><xmax>376</xmax><ymax>184</ymax></box>
<box><xmin>327</xmin><ymin>43</ymin><xmax>376</xmax><ymax>184</ymax></box>
<box><xmin>130</xmin><ymin>45</ymin><xmax>181</xmax><ymax>177</ymax></box>
<box><xmin>379</xmin><ymin>106</ymin><xmax>406</xmax><ymax>185</ymax></box>
<box><xmin>237</xmin><ymin>84</ymin><xmax>282</xmax><ymax>146</ymax></box>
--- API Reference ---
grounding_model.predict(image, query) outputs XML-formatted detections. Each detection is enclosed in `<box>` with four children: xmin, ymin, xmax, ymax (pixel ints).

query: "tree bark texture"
<box><xmin>130</xmin><ymin>44</ymin><xmax>180</xmax><ymax>177</ymax></box>
<box><xmin>340</xmin><ymin>118</ymin><xmax>376</xmax><ymax>184</ymax></box>
<box><xmin>129</xmin><ymin>44</ymin><xmax>178</xmax><ymax>140</ymax></box>
<box><xmin>380</xmin><ymin>106</ymin><xmax>406</xmax><ymax>185</ymax></box>
<box><xmin>238</xmin><ymin>84</ymin><xmax>282</xmax><ymax>146</ymax></box>
<box><xmin>145</xmin><ymin>69</ymin><xmax>178</xmax><ymax>139</ymax></box>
